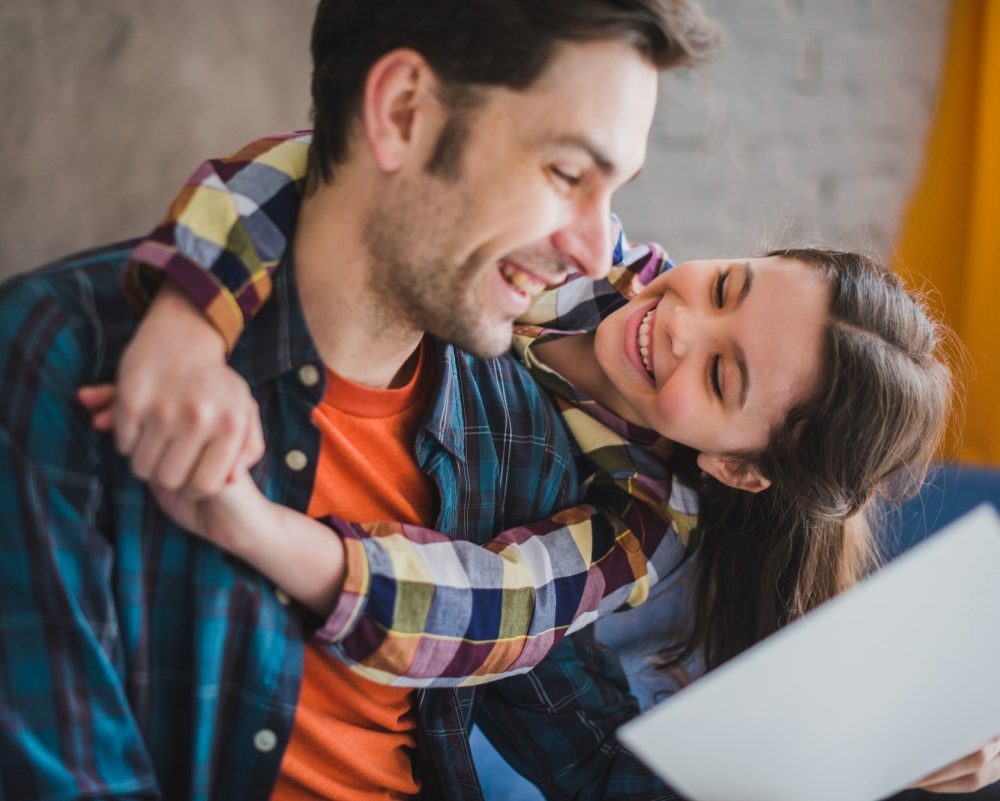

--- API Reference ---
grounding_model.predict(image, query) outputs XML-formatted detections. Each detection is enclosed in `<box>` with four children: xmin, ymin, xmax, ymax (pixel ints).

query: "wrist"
<box><xmin>221</xmin><ymin>491</ymin><xmax>283</xmax><ymax>563</ymax></box>
<box><xmin>147</xmin><ymin>282</ymin><xmax>228</xmax><ymax>360</ymax></box>
<box><xmin>263</xmin><ymin>506</ymin><xmax>347</xmax><ymax>615</ymax></box>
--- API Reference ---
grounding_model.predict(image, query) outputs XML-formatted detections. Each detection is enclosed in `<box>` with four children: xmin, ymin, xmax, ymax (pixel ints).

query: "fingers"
<box><xmin>914</xmin><ymin>738</ymin><xmax>1000</xmax><ymax>794</ymax></box>
<box><xmin>226</xmin><ymin>412</ymin><xmax>265</xmax><ymax>484</ymax></box>
<box><xmin>155</xmin><ymin>430</ymin><xmax>213</xmax><ymax>492</ymax></box>
<box><xmin>114</xmin><ymin>390</ymin><xmax>145</xmax><ymax>456</ymax></box>
<box><xmin>238</xmin><ymin>406</ymin><xmax>266</xmax><ymax>475</ymax></box>
<box><xmin>76</xmin><ymin>384</ymin><xmax>116</xmax><ymax>412</ymax></box>
<box><xmin>129</xmin><ymin>418</ymin><xmax>173</xmax><ymax>482</ymax></box>
<box><xmin>90</xmin><ymin>406</ymin><xmax>115</xmax><ymax>432</ymax></box>
<box><xmin>186</xmin><ymin>412</ymin><xmax>248</xmax><ymax>497</ymax></box>
<box><xmin>131</xmin><ymin>400</ymin><xmax>255</xmax><ymax>497</ymax></box>
<box><xmin>84</xmin><ymin>380</ymin><xmax>262</xmax><ymax>495</ymax></box>
<box><xmin>77</xmin><ymin>385</ymin><xmax>116</xmax><ymax>431</ymax></box>
<box><xmin>102</xmin><ymin>307</ymin><xmax>263</xmax><ymax>499</ymax></box>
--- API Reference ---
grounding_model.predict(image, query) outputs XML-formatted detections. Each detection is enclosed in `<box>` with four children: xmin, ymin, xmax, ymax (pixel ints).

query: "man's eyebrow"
<box><xmin>554</xmin><ymin>135</ymin><xmax>617</xmax><ymax>177</ymax></box>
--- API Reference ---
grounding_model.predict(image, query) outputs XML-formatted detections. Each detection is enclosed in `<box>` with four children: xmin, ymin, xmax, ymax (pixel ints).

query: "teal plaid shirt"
<box><xmin>1</xmin><ymin>237</ymin><xmax>681</xmax><ymax>799</ymax></box>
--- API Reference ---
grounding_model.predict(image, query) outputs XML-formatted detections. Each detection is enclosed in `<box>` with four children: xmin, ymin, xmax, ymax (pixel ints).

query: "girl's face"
<box><xmin>594</xmin><ymin>256</ymin><xmax>829</xmax><ymax>460</ymax></box>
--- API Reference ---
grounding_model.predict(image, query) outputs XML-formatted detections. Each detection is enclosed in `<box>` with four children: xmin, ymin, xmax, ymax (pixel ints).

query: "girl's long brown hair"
<box><xmin>661</xmin><ymin>249</ymin><xmax>952</xmax><ymax>671</ymax></box>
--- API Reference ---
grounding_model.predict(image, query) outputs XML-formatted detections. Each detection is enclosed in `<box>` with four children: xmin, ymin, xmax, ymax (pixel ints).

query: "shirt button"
<box><xmin>254</xmin><ymin>728</ymin><xmax>278</xmax><ymax>753</ymax></box>
<box><xmin>285</xmin><ymin>449</ymin><xmax>308</xmax><ymax>472</ymax></box>
<box><xmin>298</xmin><ymin>364</ymin><xmax>321</xmax><ymax>387</ymax></box>
<box><xmin>275</xmin><ymin>588</ymin><xmax>292</xmax><ymax>606</ymax></box>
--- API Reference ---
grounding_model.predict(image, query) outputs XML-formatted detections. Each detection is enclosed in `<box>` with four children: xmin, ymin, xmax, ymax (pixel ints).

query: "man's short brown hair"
<box><xmin>307</xmin><ymin>0</ymin><xmax>718</xmax><ymax>184</ymax></box>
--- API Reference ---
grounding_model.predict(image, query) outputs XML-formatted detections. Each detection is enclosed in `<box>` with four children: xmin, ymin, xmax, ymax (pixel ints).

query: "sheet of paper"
<box><xmin>617</xmin><ymin>504</ymin><xmax>1000</xmax><ymax>801</ymax></box>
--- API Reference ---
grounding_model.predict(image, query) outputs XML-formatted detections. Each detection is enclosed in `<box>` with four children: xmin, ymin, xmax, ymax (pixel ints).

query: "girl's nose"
<box><xmin>665</xmin><ymin>304</ymin><xmax>695</xmax><ymax>359</ymax></box>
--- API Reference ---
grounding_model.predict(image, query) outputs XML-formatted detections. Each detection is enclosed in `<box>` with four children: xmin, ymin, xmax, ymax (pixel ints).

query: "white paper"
<box><xmin>617</xmin><ymin>504</ymin><xmax>1000</xmax><ymax>801</ymax></box>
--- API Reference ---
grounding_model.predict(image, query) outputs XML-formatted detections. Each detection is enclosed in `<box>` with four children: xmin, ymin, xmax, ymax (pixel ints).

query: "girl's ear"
<box><xmin>696</xmin><ymin>453</ymin><xmax>771</xmax><ymax>493</ymax></box>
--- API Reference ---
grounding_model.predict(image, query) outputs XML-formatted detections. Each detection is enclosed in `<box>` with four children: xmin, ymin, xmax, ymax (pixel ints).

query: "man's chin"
<box><xmin>432</xmin><ymin>319</ymin><xmax>514</xmax><ymax>359</ymax></box>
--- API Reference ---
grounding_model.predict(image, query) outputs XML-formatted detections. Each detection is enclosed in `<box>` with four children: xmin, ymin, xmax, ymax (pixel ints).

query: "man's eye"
<box><xmin>551</xmin><ymin>167</ymin><xmax>581</xmax><ymax>187</ymax></box>
<box><xmin>710</xmin><ymin>354</ymin><xmax>723</xmax><ymax>401</ymax></box>
<box><xmin>714</xmin><ymin>269</ymin><xmax>729</xmax><ymax>308</ymax></box>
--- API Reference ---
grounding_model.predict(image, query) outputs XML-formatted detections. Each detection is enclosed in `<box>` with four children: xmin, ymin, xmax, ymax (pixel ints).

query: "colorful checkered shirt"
<box><xmin>127</xmin><ymin>131</ymin><xmax>700</xmax><ymax>689</ymax></box>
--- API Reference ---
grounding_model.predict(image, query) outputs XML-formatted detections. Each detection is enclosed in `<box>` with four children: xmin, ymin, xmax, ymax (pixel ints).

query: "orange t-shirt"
<box><xmin>271</xmin><ymin>342</ymin><xmax>436</xmax><ymax>801</ymax></box>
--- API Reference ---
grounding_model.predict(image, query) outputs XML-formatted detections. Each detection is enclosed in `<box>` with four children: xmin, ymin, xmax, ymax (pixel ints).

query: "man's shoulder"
<box><xmin>1</xmin><ymin>239</ymin><xmax>139</xmax><ymax>314</ymax></box>
<box><xmin>0</xmin><ymin>239</ymin><xmax>142</xmax><ymax>387</ymax></box>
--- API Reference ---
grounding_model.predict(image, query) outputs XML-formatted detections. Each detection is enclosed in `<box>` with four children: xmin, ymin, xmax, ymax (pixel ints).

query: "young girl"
<box><xmin>82</xmin><ymin>133</ymin><xmax>951</xmax><ymax>688</ymax></box>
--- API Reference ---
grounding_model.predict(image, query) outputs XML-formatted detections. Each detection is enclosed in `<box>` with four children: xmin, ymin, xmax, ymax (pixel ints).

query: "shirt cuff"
<box><xmin>314</xmin><ymin>531</ymin><xmax>372</xmax><ymax>643</ymax></box>
<box><xmin>124</xmin><ymin>236</ymin><xmax>249</xmax><ymax>354</ymax></box>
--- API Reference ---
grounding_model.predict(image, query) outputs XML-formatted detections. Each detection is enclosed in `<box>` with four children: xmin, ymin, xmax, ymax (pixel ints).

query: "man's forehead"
<box><xmin>513</xmin><ymin>40</ymin><xmax>657</xmax><ymax>163</ymax></box>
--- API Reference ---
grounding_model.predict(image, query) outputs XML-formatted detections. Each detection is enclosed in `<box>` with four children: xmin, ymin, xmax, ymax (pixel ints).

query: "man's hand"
<box><xmin>911</xmin><ymin>737</ymin><xmax>1000</xmax><ymax>793</ymax></box>
<box><xmin>78</xmin><ymin>283</ymin><xmax>264</xmax><ymax>496</ymax></box>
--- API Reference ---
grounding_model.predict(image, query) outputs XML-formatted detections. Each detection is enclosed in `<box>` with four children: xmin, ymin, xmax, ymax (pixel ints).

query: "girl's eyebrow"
<box><xmin>735</xmin><ymin>344</ymin><xmax>749</xmax><ymax>410</ymax></box>
<box><xmin>733</xmin><ymin>263</ymin><xmax>753</xmax><ymax>409</ymax></box>
<box><xmin>734</xmin><ymin>261</ymin><xmax>753</xmax><ymax>308</ymax></box>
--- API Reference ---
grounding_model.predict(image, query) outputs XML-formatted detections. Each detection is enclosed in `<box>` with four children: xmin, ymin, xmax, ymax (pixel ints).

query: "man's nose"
<box><xmin>549</xmin><ymin>195</ymin><xmax>613</xmax><ymax>280</ymax></box>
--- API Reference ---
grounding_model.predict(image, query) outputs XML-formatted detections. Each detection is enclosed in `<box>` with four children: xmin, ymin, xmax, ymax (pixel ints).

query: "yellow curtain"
<box><xmin>896</xmin><ymin>0</ymin><xmax>1000</xmax><ymax>466</ymax></box>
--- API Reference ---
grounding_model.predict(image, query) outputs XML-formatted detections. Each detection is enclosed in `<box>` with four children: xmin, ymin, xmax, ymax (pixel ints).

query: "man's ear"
<box><xmin>696</xmin><ymin>453</ymin><xmax>771</xmax><ymax>493</ymax></box>
<box><xmin>361</xmin><ymin>48</ymin><xmax>440</xmax><ymax>173</ymax></box>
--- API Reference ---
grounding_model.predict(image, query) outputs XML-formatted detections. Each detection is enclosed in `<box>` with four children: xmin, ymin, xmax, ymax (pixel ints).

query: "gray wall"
<box><xmin>0</xmin><ymin>1</ymin><xmax>950</xmax><ymax>278</ymax></box>
<box><xmin>615</xmin><ymin>0</ymin><xmax>951</xmax><ymax>260</ymax></box>
<box><xmin>0</xmin><ymin>0</ymin><xmax>315</xmax><ymax>277</ymax></box>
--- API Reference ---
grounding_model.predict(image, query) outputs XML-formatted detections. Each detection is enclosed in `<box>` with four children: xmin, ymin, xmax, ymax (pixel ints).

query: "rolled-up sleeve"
<box><xmin>309</xmin><ymin>477</ymin><xmax>695</xmax><ymax>688</ymax></box>
<box><xmin>124</xmin><ymin>132</ymin><xmax>311</xmax><ymax>351</ymax></box>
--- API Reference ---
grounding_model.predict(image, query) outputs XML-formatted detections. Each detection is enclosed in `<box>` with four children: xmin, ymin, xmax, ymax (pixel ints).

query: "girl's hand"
<box><xmin>77</xmin><ymin>283</ymin><xmax>264</xmax><ymax>498</ymax></box>
<box><xmin>148</xmin><ymin>469</ymin><xmax>277</xmax><ymax>558</ymax></box>
<box><xmin>76</xmin><ymin>369</ymin><xmax>263</xmax><ymax>496</ymax></box>
<box><xmin>81</xmin><ymin>370</ymin><xmax>345</xmax><ymax>615</ymax></box>
<box><xmin>911</xmin><ymin>737</ymin><xmax>1000</xmax><ymax>793</ymax></box>
<box><xmin>151</xmin><ymin>468</ymin><xmax>347</xmax><ymax>616</ymax></box>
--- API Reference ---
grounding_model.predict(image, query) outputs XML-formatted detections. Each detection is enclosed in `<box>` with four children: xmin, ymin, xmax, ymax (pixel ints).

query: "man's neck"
<box><xmin>292</xmin><ymin>179</ymin><xmax>424</xmax><ymax>390</ymax></box>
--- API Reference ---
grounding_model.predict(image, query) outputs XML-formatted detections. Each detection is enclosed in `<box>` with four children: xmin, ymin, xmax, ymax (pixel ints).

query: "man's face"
<box><xmin>365</xmin><ymin>39</ymin><xmax>658</xmax><ymax>357</ymax></box>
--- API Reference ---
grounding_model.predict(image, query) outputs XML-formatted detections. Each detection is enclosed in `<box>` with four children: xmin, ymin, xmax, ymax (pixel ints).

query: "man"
<box><xmin>0</xmin><ymin>2</ymin><xmax>717</xmax><ymax>799</ymax></box>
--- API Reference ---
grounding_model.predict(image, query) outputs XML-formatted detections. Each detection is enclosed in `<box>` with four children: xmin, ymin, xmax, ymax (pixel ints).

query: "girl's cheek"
<box><xmin>654</xmin><ymin>383</ymin><xmax>698</xmax><ymax>435</ymax></box>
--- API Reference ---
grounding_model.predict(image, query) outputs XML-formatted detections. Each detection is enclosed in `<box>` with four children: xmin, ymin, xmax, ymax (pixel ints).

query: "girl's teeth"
<box><xmin>638</xmin><ymin>308</ymin><xmax>655</xmax><ymax>379</ymax></box>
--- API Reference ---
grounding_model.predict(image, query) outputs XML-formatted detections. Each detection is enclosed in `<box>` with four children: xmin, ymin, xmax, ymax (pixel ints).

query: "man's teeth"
<box><xmin>500</xmin><ymin>264</ymin><xmax>546</xmax><ymax>297</ymax></box>
<box><xmin>638</xmin><ymin>307</ymin><xmax>655</xmax><ymax>379</ymax></box>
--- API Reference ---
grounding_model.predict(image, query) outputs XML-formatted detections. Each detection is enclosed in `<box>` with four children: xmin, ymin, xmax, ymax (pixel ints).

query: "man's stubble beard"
<box><xmin>362</xmin><ymin>175</ymin><xmax>514</xmax><ymax>359</ymax></box>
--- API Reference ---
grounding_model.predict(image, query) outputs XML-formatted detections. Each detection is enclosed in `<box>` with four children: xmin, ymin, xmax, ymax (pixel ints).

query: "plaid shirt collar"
<box><xmin>232</xmin><ymin>252</ymin><xmax>468</xmax><ymax>462</ymax></box>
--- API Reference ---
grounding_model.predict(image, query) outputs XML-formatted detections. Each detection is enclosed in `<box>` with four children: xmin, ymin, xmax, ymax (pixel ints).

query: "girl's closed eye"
<box><xmin>714</xmin><ymin>268</ymin><xmax>729</xmax><ymax>308</ymax></box>
<box><xmin>710</xmin><ymin>354</ymin><xmax>723</xmax><ymax>401</ymax></box>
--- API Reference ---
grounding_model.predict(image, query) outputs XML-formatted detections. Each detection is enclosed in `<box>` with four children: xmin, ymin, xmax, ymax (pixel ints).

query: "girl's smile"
<box><xmin>594</xmin><ymin>255</ymin><xmax>831</xmax><ymax>461</ymax></box>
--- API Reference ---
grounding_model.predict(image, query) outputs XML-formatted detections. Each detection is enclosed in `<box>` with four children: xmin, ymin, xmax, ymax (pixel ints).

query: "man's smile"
<box><xmin>499</xmin><ymin>260</ymin><xmax>549</xmax><ymax>299</ymax></box>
